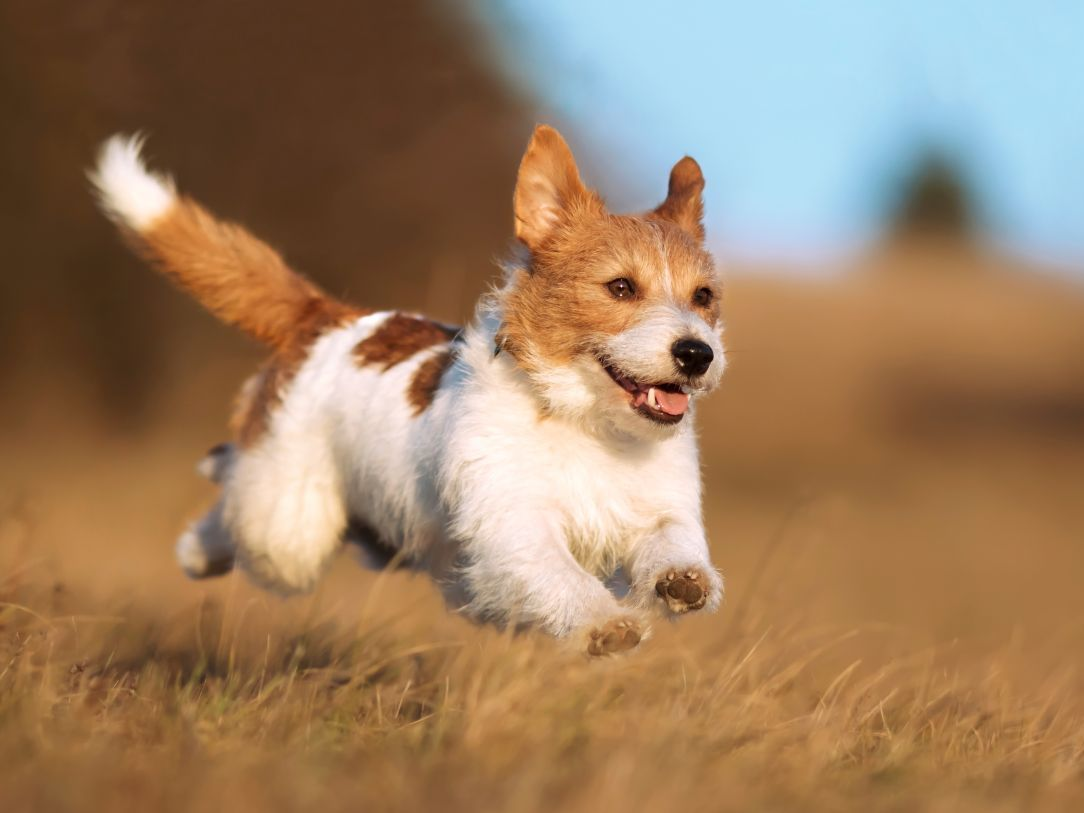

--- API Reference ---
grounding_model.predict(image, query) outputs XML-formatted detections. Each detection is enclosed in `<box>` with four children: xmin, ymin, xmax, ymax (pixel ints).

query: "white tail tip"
<box><xmin>89</xmin><ymin>134</ymin><xmax>176</xmax><ymax>231</ymax></box>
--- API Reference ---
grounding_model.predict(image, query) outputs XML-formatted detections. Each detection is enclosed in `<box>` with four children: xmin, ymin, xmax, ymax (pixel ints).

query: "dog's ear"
<box><xmin>514</xmin><ymin>125</ymin><xmax>602</xmax><ymax>252</ymax></box>
<box><xmin>652</xmin><ymin>156</ymin><xmax>705</xmax><ymax>243</ymax></box>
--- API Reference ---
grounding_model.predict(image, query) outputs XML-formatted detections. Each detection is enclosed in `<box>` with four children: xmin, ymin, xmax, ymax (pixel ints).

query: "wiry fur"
<box><xmin>90</xmin><ymin>126</ymin><xmax>727</xmax><ymax>655</ymax></box>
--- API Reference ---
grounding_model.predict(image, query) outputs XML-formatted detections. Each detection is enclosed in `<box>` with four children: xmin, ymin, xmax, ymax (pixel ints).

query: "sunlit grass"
<box><xmin>2</xmin><ymin>553</ymin><xmax>1081</xmax><ymax>812</ymax></box>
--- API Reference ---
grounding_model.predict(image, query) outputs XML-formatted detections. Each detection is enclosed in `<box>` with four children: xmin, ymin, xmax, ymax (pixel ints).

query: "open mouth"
<box><xmin>602</xmin><ymin>362</ymin><xmax>690</xmax><ymax>425</ymax></box>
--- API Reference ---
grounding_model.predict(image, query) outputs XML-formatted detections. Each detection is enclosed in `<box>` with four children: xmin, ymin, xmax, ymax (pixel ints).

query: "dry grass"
<box><xmin>3</xmin><ymin>259</ymin><xmax>1084</xmax><ymax>810</ymax></box>
<box><xmin>1</xmin><ymin>564</ymin><xmax>1081</xmax><ymax>812</ymax></box>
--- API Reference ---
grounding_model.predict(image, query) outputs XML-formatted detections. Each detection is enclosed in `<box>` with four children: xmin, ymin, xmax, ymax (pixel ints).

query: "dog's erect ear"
<box><xmin>514</xmin><ymin>125</ymin><xmax>602</xmax><ymax>252</ymax></box>
<box><xmin>652</xmin><ymin>156</ymin><xmax>706</xmax><ymax>243</ymax></box>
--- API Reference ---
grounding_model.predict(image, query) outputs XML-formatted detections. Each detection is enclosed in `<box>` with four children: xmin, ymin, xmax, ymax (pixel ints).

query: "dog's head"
<box><xmin>499</xmin><ymin>125</ymin><xmax>725</xmax><ymax>439</ymax></box>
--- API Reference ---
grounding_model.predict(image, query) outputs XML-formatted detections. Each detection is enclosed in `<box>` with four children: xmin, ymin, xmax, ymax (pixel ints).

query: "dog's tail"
<box><xmin>89</xmin><ymin>134</ymin><xmax>348</xmax><ymax>353</ymax></box>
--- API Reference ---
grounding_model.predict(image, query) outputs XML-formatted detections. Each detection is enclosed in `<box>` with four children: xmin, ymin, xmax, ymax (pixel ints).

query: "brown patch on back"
<box><xmin>354</xmin><ymin>313</ymin><xmax>458</xmax><ymax>370</ymax></box>
<box><xmin>235</xmin><ymin>309</ymin><xmax>459</xmax><ymax>446</ymax></box>
<box><xmin>407</xmin><ymin>348</ymin><xmax>456</xmax><ymax>415</ymax></box>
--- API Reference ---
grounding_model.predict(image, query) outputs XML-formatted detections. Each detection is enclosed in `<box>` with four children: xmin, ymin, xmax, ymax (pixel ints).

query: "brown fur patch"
<box><xmin>649</xmin><ymin>156</ymin><xmax>706</xmax><ymax>243</ymax></box>
<box><xmin>513</xmin><ymin>125</ymin><xmax>604</xmax><ymax>253</ymax></box>
<box><xmin>231</xmin><ymin>363</ymin><xmax>284</xmax><ymax>447</ymax></box>
<box><xmin>354</xmin><ymin>313</ymin><xmax>458</xmax><ymax>370</ymax></box>
<box><xmin>407</xmin><ymin>348</ymin><xmax>455</xmax><ymax>415</ymax></box>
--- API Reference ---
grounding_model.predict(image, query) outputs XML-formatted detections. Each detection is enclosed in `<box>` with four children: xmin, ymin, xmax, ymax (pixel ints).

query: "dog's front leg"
<box><xmin>459</xmin><ymin>514</ymin><xmax>646</xmax><ymax>656</ymax></box>
<box><xmin>626</xmin><ymin>519</ymin><xmax>723</xmax><ymax>617</ymax></box>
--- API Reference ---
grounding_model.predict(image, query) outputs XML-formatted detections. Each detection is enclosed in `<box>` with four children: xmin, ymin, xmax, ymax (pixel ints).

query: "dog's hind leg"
<box><xmin>224</xmin><ymin>437</ymin><xmax>347</xmax><ymax>594</ymax></box>
<box><xmin>175</xmin><ymin>443</ymin><xmax>238</xmax><ymax>579</ymax></box>
<box><xmin>176</xmin><ymin>498</ymin><xmax>236</xmax><ymax>578</ymax></box>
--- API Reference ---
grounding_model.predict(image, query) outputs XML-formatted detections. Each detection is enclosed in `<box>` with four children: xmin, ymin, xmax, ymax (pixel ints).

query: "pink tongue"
<box><xmin>653</xmin><ymin>388</ymin><xmax>690</xmax><ymax>416</ymax></box>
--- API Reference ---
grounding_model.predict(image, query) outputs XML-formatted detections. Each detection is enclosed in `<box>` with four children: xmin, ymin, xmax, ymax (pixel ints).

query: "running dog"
<box><xmin>90</xmin><ymin>126</ymin><xmax>726</xmax><ymax>655</ymax></box>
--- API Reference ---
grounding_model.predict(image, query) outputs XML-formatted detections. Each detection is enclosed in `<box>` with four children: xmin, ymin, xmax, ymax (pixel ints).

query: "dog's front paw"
<box><xmin>585</xmin><ymin>616</ymin><xmax>644</xmax><ymax>657</ymax></box>
<box><xmin>654</xmin><ymin>567</ymin><xmax>717</xmax><ymax>614</ymax></box>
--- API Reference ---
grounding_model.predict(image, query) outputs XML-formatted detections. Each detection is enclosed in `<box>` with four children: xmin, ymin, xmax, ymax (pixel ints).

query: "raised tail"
<box><xmin>89</xmin><ymin>134</ymin><xmax>355</xmax><ymax>353</ymax></box>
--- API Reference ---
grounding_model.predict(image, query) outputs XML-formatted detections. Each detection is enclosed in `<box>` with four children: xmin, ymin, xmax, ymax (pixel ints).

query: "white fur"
<box><xmin>89</xmin><ymin>135</ymin><xmax>176</xmax><ymax>231</ymax></box>
<box><xmin>602</xmin><ymin>303</ymin><xmax>726</xmax><ymax>394</ymax></box>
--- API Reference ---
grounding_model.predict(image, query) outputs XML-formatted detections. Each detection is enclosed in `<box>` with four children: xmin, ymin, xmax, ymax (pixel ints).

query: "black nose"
<box><xmin>671</xmin><ymin>338</ymin><xmax>714</xmax><ymax>377</ymax></box>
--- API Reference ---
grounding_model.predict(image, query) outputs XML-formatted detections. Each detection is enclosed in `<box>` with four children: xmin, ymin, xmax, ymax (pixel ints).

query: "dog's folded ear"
<box><xmin>652</xmin><ymin>156</ymin><xmax>706</xmax><ymax>243</ymax></box>
<box><xmin>514</xmin><ymin>125</ymin><xmax>604</xmax><ymax>253</ymax></box>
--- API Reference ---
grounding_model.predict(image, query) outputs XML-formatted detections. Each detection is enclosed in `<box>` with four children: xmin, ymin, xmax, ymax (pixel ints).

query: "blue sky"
<box><xmin>470</xmin><ymin>0</ymin><xmax>1084</xmax><ymax>268</ymax></box>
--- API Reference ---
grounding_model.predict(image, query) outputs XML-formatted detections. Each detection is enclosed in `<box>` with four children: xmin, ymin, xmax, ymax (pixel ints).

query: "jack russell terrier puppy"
<box><xmin>90</xmin><ymin>126</ymin><xmax>726</xmax><ymax>656</ymax></box>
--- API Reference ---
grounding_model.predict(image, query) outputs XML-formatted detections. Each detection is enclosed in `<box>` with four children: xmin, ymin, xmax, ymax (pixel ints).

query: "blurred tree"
<box><xmin>887</xmin><ymin>149</ymin><xmax>977</xmax><ymax>242</ymax></box>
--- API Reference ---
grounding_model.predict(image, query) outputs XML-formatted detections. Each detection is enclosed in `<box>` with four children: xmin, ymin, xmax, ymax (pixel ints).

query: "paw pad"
<box><xmin>655</xmin><ymin>570</ymin><xmax>707</xmax><ymax>613</ymax></box>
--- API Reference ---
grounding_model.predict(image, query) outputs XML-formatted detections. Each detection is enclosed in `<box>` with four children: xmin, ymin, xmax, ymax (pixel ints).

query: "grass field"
<box><xmin>3</xmin><ymin>255</ymin><xmax>1084</xmax><ymax>811</ymax></box>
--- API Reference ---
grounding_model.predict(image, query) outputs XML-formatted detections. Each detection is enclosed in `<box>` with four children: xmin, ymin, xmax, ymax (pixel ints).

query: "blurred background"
<box><xmin>1</xmin><ymin>0</ymin><xmax>1083</xmax><ymax>664</ymax></box>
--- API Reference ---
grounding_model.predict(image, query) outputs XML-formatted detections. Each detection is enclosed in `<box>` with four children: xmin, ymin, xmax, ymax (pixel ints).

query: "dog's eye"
<box><xmin>607</xmin><ymin>278</ymin><xmax>636</xmax><ymax>299</ymax></box>
<box><xmin>693</xmin><ymin>287</ymin><xmax>714</xmax><ymax>307</ymax></box>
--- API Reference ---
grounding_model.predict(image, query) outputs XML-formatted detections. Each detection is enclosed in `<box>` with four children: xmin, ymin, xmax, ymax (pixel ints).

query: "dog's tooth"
<box><xmin>648</xmin><ymin>387</ymin><xmax>659</xmax><ymax>410</ymax></box>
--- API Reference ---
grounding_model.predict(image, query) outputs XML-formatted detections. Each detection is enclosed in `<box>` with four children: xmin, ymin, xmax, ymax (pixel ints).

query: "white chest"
<box><xmin>509</xmin><ymin>419</ymin><xmax>698</xmax><ymax>574</ymax></box>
